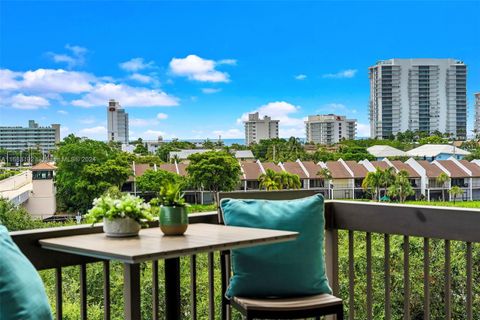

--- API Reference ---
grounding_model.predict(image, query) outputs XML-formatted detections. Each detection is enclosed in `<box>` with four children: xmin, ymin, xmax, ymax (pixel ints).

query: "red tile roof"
<box><xmin>459</xmin><ymin>160</ymin><xmax>480</xmax><ymax>177</ymax></box>
<box><xmin>133</xmin><ymin>163</ymin><xmax>151</xmax><ymax>177</ymax></box>
<box><xmin>301</xmin><ymin>161</ymin><xmax>323</xmax><ymax>178</ymax></box>
<box><xmin>158</xmin><ymin>163</ymin><xmax>178</xmax><ymax>174</ymax></box>
<box><xmin>390</xmin><ymin>161</ymin><xmax>421</xmax><ymax>178</ymax></box>
<box><xmin>437</xmin><ymin>160</ymin><xmax>469</xmax><ymax>178</ymax></box>
<box><xmin>31</xmin><ymin>162</ymin><xmax>57</xmax><ymax>171</ymax></box>
<box><xmin>416</xmin><ymin>160</ymin><xmax>444</xmax><ymax>178</ymax></box>
<box><xmin>241</xmin><ymin>162</ymin><xmax>263</xmax><ymax>180</ymax></box>
<box><xmin>176</xmin><ymin>163</ymin><xmax>188</xmax><ymax>176</ymax></box>
<box><xmin>261</xmin><ymin>162</ymin><xmax>282</xmax><ymax>173</ymax></box>
<box><xmin>344</xmin><ymin>161</ymin><xmax>368</xmax><ymax>178</ymax></box>
<box><xmin>325</xmin><ymin>161</ymin><xmax>352</xmax><ymax>179</ymax></box>
<box><xmin>370</xmin><ymin>161</ymin><xmax>390</xmax><ymax>170</ymax></box>
<box><xmin>282</xmin><ymin>162</ymin><xmax>308</xmax><ymax>179</ymax></box>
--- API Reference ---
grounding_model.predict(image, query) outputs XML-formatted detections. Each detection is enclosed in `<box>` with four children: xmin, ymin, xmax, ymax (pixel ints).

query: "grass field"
<box><xmin>404</xmin><ymin>200</ymin><xmax>480</xmax><ymax>208</ymax></box>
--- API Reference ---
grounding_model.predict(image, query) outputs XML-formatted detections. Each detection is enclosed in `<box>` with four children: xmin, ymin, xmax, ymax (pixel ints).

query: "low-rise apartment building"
<box><xmin>0</xmin><ymin>120</ymin><xmax>60</xmax><ymax>151</ymax></box>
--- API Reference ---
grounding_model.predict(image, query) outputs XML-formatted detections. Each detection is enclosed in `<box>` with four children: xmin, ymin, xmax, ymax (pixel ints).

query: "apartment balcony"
<box><xmin>10</xmin><ymin>199</ymin><xmax>480</xmax><ymax>320</ymax></box>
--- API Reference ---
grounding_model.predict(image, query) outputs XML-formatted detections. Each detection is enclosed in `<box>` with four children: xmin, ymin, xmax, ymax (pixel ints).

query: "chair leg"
<box><xmin>336</xmin><ymin>307</ymin><xmax>344</xmax><ymax>320</ymax></box>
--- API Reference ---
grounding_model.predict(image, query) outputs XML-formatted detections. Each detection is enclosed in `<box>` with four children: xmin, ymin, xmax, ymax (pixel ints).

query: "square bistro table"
<box><xmin>39</xmin><ymin>223</ymin><xmax>298</xmax><ymax>320</ymax></box>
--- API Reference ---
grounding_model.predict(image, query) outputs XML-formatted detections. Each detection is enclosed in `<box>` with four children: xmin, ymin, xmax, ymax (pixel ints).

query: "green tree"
<box><xmin>54</xmin><ymin>135</ymin><xmax>132</xmax><ymax>213</ymax></box>
<box><xmin>448</xmin><ymin>185</ymin><xmax>463</xmax><ymax>204</ymax></box>
<box><xmin>133</xmin><ymin>142</ymin><xmax>148</xmax><ymax>155</ymax></box>
<box><xmin>136</xmin><ymin>169</ymin><xmax>181</xmax><ymax>194</ymax></box>
<box><xmin>259</xmin><ymin>168</ymin><xmax>280</xmax><ymax>191</ymax></box>
<box><xmin>277</xmin><ymin>171</ymin><xmax>302</xmax><ymax>190</ymax></box>
<box><xmin>186</xmin><ymin>151</ymin><xmax>241</xmax><ymax>204</ymax></box>
<box><xmin>387</xmin><ymin>170</ymin><xmax>414</xmax><ymax>202</ymax></box>
<box><xmin>436</xmin><ymin>172</ymin><xmax>449</xmax><ymax>202</ymax></box>
<box><xmin>362</xmin><ymin>168</ymin><xmax>383</xmax><ymax>200</ymax></box>
<box><xmin>380</xmin><ymin>167</ymin><xmax>396</xmax><ymax>196</ymax></box>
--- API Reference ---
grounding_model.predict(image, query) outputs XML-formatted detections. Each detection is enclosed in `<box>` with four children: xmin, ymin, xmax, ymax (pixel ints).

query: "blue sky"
<box><xmin>1</xmin><ymin>1</ymin><xmax>479</xmax><ymax>140</ymax></box>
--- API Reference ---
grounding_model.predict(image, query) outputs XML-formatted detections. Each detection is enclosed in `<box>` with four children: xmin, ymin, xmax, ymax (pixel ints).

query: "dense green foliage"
<box><xmin>54</xmin><ymin>135</ymin><xmax>132</xmax><ymax>213</ymax></box>
<box><xmin>258</xmin><ymin>169</ymin><xmax>301</xmax><ymax>190</ymax></box>
<box><xmin>0</xmin><ymin>168</ymin><xmax>24</xmax><ymax>180</ymax></box>
<box><xmin>136</xmin><ymin>169</ymin><xmax>181</xmax><ymax>194</ymax></box>
<box><xmin>155</xmin><ymin>140</ymin><xmax>197</xmax><ymax>162</ymax></box>
<box><xmin>251</xmin><ymin>137</ymin><xmax>308</xmax><ymax>161</ymax></box>
<box><xmin>186</xmin><ymin>151</ymin><xmax>241</xmax><ymax>204</ymax></box>
<box><xmin>387</xmin><ymin>170</ymin><xmax>415</xmax><ymax>202</ymax></box>
<box><xmin>0</xmin><ymin>198</ymin><xmax>63</xmax><ymax>231</ymax></box>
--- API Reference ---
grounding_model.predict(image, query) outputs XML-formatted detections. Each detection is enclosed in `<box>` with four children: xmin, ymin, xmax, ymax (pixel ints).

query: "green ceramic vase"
<box><xmin>159</xmin><ymin>206</ymin><xmax>188</xmax><ymax>235</ymax></box>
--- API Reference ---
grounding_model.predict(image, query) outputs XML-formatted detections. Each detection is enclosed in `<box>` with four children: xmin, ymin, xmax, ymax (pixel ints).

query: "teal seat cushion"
<box><xmin>221</xmin><ymin>194</ymin><xmax>332</xmax><ymax>298</ymax></box>
<box><xmin>0</xmin><ymin>225</ymin><xmax>53</xmax><ymax>320</ymax></box>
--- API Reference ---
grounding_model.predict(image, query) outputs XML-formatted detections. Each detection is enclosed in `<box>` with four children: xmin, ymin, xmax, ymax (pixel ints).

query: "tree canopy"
<box><xmin>186</xmin><ymin>151</ymin><xmax>241</xmax><ymax>203</ymax></box>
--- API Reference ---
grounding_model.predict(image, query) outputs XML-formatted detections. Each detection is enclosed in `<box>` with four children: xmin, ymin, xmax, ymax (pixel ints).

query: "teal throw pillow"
<box><xmin>221</xmin><ymin>194</ymin><xmax>332</xmax><ymax>298</ymax></box>
<box><xmin>0</xmin><ymin>225</ymin><xmax>53</xmax><ymax>320</ymax></box>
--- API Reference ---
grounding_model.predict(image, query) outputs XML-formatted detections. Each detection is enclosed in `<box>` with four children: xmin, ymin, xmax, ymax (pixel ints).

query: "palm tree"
<box><xmin>258</xmin><ymin>169</ymin><xmax>280</xmax><ymax>191</ymax></box>
<box><xmin>436</xmin><ymin>172</ymin><xmax>449</xmax><ymax>202</ymax></box>
<box><xmin>387</xmin><ymin>170</ymin><xmax>414</xmax><ymax>203</ymax></box>
<box><xmin>317</xmin><ymin>168</ymin><xmax>332</xmax><ymax>188</ymax></box>
<box><xmin>362</xmin><ymin>168</ymin><xmax>383</xmax><ymax>201</ymax></box>
<box><xmin>448</xmin><ymin>185</ymin><xmax>463</xmax><ymax>204</ymax></box>
<box><xmin>380</xmin><ymin>167</ymin><xmax>396</xmax><ymax>198</ymax></box>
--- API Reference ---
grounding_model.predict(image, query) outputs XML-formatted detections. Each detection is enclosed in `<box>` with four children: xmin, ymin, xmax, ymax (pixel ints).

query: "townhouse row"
<box><xmin>125</xmin><ymin>157</ymin><xmax>480</xmax><ymax>203</ymax></box>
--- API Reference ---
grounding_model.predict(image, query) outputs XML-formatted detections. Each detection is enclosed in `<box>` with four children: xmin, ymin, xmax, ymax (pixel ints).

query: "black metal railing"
<box><xmin>10</xmin><ymin>198</ymin><xmax>480</xmax><ymax>319</ymax></box>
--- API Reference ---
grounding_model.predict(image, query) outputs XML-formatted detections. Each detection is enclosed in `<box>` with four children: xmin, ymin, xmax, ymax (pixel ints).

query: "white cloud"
<box><xmin>357</xmin><ymin>123</ymin><xmax>370</xmax><ymax>137</ymax></box>
<box><xmin>48</xmin><ymin>44</ymin><xmax>88</xmax><ymax>69</ymax></box>
<box><xmin>295</xmin><ymin>74</ymin><xmax>307</xmax><ymax>80</ymax></box>
<box><xmin>169</xmin><ymin>55</ymin><xmax>231</xmax><ymax>82</ymax></box>
<box><xmin>78</xmin><ymin>126</ymin><xmax>107</xmax><ymax>139</ymax></box>
<box><xmin>201</xmin><ymin>88</ymin><xmax>222</xmax><ymax>94</ymax></box>
<box><xmin>322</xmin><ymin>69</ymin><xmax>358</xmax><ymax>79</ymax></box>
<box><xmin>71</xmin><ymin>83</ymin><xmax>178</xmax><ymax>107</ymax></box>
<box><xmin>0</xmin><ymin>69</ymin><xmax>22</xmax><ymax>90</ymax></box>
<box><xmin>129</xmin><ymin>73</ymin><xmax>156</xmax><ymax>84</ymax></box>
<box><xmin>22</xmin><ymin>69</ymin><xmax>94</xmax><ymax>93</ymax></box>
<box><xmin>9</xmin><ymin>94</ymin><xmax>50</xmax><ymax>110</ymax></box>
<box><xmin>57</xmin><ymin>110</ymin><xmax>68</xmax><ymax>115</ymax></box>
<box><xmin>238</xmin><ymin>101</ymin><xmax>305</xmax><ymax>138</ymax></box>
<box><xmin>157</xmin><ymin>113</ymin><xmax>168</xmax><ymax>120</ymax></box>
<box><xmin>119</xmin><ymin>58</ymin><xmax>155</xmax><ymax>72</ymax></box>
<box><xmin>79</xmin><ymin>116</ymin><xmax>97</xmax><ymax>125</ymax></box>
<box><xmin>142</xmin><ymin>129</ymin><xmax>167</xmax><ymax>140</ymax></box>
<box><xmin>212</xmin><ymin>129</ymin><xmax>243</xmax><ymax>139</ymax></box>
<box><xmin>130</xmin><ymin>118</ymin><xmax>158</xmax><ymax>127</ymax></box>
<box><xmin>217</xmin><ymin>59</ymin><xmax>237</xmax><ymax>65</ymax></box>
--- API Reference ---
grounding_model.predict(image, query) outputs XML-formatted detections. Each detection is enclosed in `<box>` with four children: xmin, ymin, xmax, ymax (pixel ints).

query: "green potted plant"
<box><xmin>151</xmin><ymin>182</ymin><xmax>189</xmax><ymax>236</ymax></box>
<box><xmin>85</xmin><ymin>190</ymin><xmax>153</xmax><ymax>237</ymax></box>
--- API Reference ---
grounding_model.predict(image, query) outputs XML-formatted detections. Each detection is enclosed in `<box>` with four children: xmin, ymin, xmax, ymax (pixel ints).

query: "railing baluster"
<box><xmin>403</xmin><ymin>236</ymin><xmax>410</xmax><ymax>320</ymax></box>
<box><xmin>384</xmin><ymin>234</ymin><xmax>391</xmax><ymax>320</ymax></box>
<box><xmin>466</xmin><ymin>242</ymin><xmax>473</xmax><ymax>320</ymax></box>
<box><xmin>208</xmin><ymin>252</ymin><xmax>215</xmax><ymax>320</ymax></box>
<box><xmin>445</xmin><ymin>240</ymin><xmax>451</xmax><ymax>320</ymax></box>
<box><xmin>152</xmin><ymin>260</ymin><xmax>159</xmax><ymax>320</ymax></box>
<box><xmin>423</xmin><ymin>238</ymin><xmax>430</xmax><ymax>320</ymax></box>
<box><xmin>348</xmin><ymin>230</ymin><xmax>355</xmax><ymax>320</ymax></box>
<box><xmin>55</xmin><ymin>267</ymin><xmax>62</xmax><ymax>320</ymax></box>
<box><xmin>366</xmin><ymin>232</ymin><xmax>373</xmax><ymax>320</ymax></box>
<box><xmin>190</xmin><ymin>255</ymin><xmax>197</xmax><ymax>320</ymax></box>
<box><xmin>103</xmin><ymin>261</ymin><xmax>110</xmax><ymax>320</ymax></box>
<box><xmin>80</xmin><ymin>263</ymin><xmax>87</xmax><ymax>320</ymax></box>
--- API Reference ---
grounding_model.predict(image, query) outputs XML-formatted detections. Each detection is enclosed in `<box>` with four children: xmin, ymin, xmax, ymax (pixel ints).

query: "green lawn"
<box><xmin>404</xmin><ymin>200</ymin><xmax>480</xmax><ymax>208</ymax></box>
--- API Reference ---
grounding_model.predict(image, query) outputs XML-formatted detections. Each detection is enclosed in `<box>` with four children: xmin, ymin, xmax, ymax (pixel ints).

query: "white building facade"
<box><xmin>107</xmin><ymin>99</ymin><xmax>129</xmax><ymax>144</ymax></box>
<box><xmin>369</xmin><ymin>59</ymin><xmax>467</xmax><ymax>140</ymax></box>
<box><xmin>244</xmin><ymin>112</ymin><xmax>279</xmax><ymax>145</ymax></box>
<box><xmin>0</xmin><ymin>120</ymin><xmax>60</xmax><ymax>151</ymax></box>
<box><xmin>305</xmin><ymin>114</ymin><xmax>356</xmax><ymax>144</ymax></box>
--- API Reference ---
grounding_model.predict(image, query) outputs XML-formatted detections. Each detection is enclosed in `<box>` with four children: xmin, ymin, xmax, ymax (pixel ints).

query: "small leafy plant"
<box><xmin>150</xmin><ymin>182</ymin><xmax>188</xmax><ymax>207</ymax></box>
<box><xmin>85</xmin><ymin>192</ymin><xmax>153</xmax><ymax>225</ymax></box>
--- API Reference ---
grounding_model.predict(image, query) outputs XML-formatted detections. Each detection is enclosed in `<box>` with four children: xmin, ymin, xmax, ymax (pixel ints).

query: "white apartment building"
<box><xmin>244</xmin><ymin>112</ymin><xmax>279</xmax><ymax>145</ymax></box>
<box><xmin>475</xmin><ymin>93</ymin><xmax>480</xmax><ymax>134</ymax></box>
<box><xmin>369</xmin><ymin>59</ymin><xmax>467</xmax><ymax>140</ymax></box>
<box><xmin>305</xmin><ymin>114</ymin><xmax>356</xmax><ymax>144</ymax></box>
<box><xmin>107</xmin><ymin>99</ymin><xmax>129</xmax><ymax>144</ymax></box>
<box><xmin>0</xmin><ymin>120</ymin><xmax>60</xmax><ymax>151</ymax></box>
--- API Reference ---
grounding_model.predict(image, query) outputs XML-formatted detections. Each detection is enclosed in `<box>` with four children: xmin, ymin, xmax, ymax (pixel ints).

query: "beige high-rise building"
<box><xmin>475</xmin><ymin>93</ymin><xmax>480</xmax><ymax>134</ymax></box>
<box><xmin>305</xmin><ymin>114</ymin><xmax>356</xmax><ymax>145</ymax></box>
<box><xmin>107</xmin><ymin>99</ymin><xmax>129</xmax><ymax>144</ymax></box>
<box><xmin>0</xmin><ymin>120</ymin><xmax>60</xmax><ymax>151</ymax></box>
<box><xmin>369</xmin><ymin>59</ymin><xmax>467</xmax><ymax>140</ymax></box>
<box><xmin>244</xmin><ymin>112</ymin><xmax>279</xmax><ymax>145</ymax></box>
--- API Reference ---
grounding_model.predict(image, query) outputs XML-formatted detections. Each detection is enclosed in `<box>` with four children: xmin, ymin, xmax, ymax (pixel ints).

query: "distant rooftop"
<box><xmin>367</xmin><ymin>145</ymin><xmax>407</xmax><ymax>158</ymax></box>
<box><xmin>407</xmin><ymin>144</ymin><xmax>470</xmax><ymax>158</ymax></box>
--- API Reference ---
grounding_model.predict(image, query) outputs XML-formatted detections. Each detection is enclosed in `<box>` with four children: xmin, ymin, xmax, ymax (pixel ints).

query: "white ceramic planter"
<box><xmin>103</xmin><ymin>217</ymin><xmax>141</xmax><ymax>237</ymax></box>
